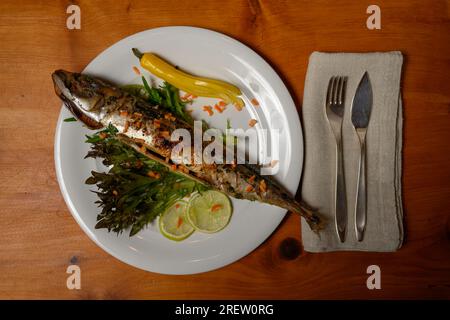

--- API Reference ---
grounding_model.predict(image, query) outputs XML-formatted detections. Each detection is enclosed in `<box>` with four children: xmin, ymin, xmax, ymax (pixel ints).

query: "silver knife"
<box><xmin>351</xmin><ymin>72</ymin><xmax>373</xmax><ymax>242</ymax></box>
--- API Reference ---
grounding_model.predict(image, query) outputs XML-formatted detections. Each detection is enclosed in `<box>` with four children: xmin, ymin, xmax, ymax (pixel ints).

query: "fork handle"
<box><xmin>355</xmin><ymin>139</ymin><xmax>367</xmax><ymax>241</ymax></box>
<box><xmin>335</xmin><ymin>141</ymin><xmax>347</xmax><ymax>242</ymax></box>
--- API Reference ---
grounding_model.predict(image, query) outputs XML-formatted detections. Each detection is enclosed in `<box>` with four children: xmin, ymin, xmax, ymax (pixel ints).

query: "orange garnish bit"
<box><xmin>175</xmin><ymin>203</ymin><xmax>180</xmax><ymax>209</ymax></box>
<box><xmin>251</xmin><ymin>98</ymin><xmax>260</xmax><ymax>106</ymax></box>
<box><xmin>119</xmin><ymin>110</ymin><xmax>128</xmax><ymax>117</ymax></box>
<box><xmin>99</xmin><ymin>132</ymin><xmax>108</xmax><ymax>140</ymax></box>
<box><xmin>248</xmin><ymin>175</ymin><xmax>256</xmax><ymax>183</ymax></box>
<box><xmin>180</xmin><ymin>93</ymin><xmax>196</xmax><ymax>101</ymax></box>
<box><xmin>234</xmin><ymin>103</ymin><xmax>243</xmax><ymax>111</ymax></box>
<box><xmin>132</xmin><ymin>66</ymin><xmax>141</xmax><ymax>75</ymax></box>
<box><xmin>214</xmin><ymin>104</ymin><xmax>224</xmax><ymax>113</ymax></box>
<box><xmin>259</xmin><ymin>179</ymin><xmax>267</xmax><ymax>193</ymax></box>
<box><xmin>171</xmin><ymin>164</ymin><xmax>177</xmax><ymax>171</ymax></box>
<box><xmin>176</xmin><ymin>217</ymin><xmax>183</xmax><ymax>228</ymax></box>
<box><xmin>161</xmin><ymin>131</ymin><xmax>170</xmax><ymax>138</ymax></box>
<box><xmin>153</xmin><ymin>119</ymin><xmax>161</xmax><ymax>128</ymax></box>
<box><xmin>211</xmin><ymin>204</ymin><xmax>223</xmax><ymax>212</ymax></box>
<box><xmin>147</xmin><ymin>171</ymin><xmax>160</xmax><ymax>179</ymax></box>
<box><xmin>248</xmin><ymin>119</ymin><xmax>258</xmax><ymax>127</ymax></box>
<box><xmin>245</xmin><ymin>185</ymin><xmax>254</xmax><ymax>192</ymax></box>
<box><xmin>203</xmin><ymin>105</ymin><xmax>214</xmax><ymax>116</ymax></box>
<box><xmin>218</xmin><ymin>101</ymin><xmax>227</xmax><ymax>107</ymax></box>
<box><xmin>181</xmin><ymin>93</ymin><xmax>192</xmax><ymax>101</ymax></box>
<box><xmin>140</xmin><ymin>145</ymin><xmax>146</xmax><ymax>153</ymax></box>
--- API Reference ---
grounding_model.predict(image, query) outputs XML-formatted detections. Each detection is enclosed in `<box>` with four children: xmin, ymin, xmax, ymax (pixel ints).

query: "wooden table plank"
<box><xmin>0</xmin><ymin>0</ymin><xmax>449</xmax><ymax>299</ymax></box>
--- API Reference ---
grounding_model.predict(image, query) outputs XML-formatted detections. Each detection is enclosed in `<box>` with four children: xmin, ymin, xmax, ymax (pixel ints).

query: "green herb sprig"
<box><xmin>84</xmin><ymin>124</ymin><xmax>207</xmax><ymax>236</ymax></box>
<box><xmin>123</xmin><ymin>77</ymin><xmax>193</xmax><ymax>124</ymax></box>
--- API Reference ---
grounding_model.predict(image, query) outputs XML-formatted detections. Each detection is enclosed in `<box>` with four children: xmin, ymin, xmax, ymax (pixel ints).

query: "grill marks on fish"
<box><xmin>52</xmin><ymin>70</ymin><xmax>325</xmax><ymax>232</ymax></box>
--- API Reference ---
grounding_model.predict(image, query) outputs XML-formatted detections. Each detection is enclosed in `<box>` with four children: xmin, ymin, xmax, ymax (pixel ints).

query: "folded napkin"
<box><xmin>301</xmin><ymin>52</ymin><xmax>404</xmax><ymax>252</ymax></box>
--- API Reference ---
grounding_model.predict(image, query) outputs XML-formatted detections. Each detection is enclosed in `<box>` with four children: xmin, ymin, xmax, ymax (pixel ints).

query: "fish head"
<box><xmin>52</xmin><ymin>70</ymin><xmax>113</xmax><ymax>129</ymax></box>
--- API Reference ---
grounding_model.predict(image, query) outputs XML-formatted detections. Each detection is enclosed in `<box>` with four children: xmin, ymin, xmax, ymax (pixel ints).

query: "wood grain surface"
<box><xmin>0</xmin><ymin>0</ymin><xmax>449</xmax><ymax>299</ymax></box>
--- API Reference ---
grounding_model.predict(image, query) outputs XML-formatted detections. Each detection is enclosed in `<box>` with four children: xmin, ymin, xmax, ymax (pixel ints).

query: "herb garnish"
<box><xmin>85</xmin><ymin>125</ymin><xmax>208</xmax><ymax>236</ymax></box>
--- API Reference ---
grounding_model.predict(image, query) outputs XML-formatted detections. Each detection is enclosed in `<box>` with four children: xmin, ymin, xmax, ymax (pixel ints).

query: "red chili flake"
<box><xmin>213</xmin><ymin>104</ymin><xmax>224</xmax><ymax>113</ymax></box>
<box><xmin>147</xmin><ymin>171</ymin><xmax>160</xmax><ymax>179</ymax></box>
<box><xmin>259</xmin><ymin>179</ymin><xmax>267</xmax><ymax>192</ymax></box>
<box><xmin>176</xmin><ymin>217</ymin><xmax>183</xmax><ymax>228</ymax></box>
<box><xmin>132</xmin><ymin>66</ymin><xmax>141</xmax><ymax>75</ymax></box>
<box><xmin>211</xmin><ymin>204</ymin><xmax>223</xmax><ymax>212</ymax></box>
<box><xmin>202</xmin><ymin>105</ymin><xmax>214</xmax><ymax>116</ymax></box>
<box><xmin>248</xmin><ymin>119</ymin><xmax>258</xmax><ymax>127</ymax></box>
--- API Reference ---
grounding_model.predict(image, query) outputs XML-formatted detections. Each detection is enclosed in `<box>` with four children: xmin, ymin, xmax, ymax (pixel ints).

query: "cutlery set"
<box><xmin>325</xmin><ymin>72</ymin><xmax>373</xmax><ymax>242</ymax></box>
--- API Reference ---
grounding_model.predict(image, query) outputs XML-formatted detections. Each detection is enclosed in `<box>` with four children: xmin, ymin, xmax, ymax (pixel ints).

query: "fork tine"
<box><xmin>332</xmin><ymin>76</ymin><xmax>338</xmax><ymax>105</ymax></box>
<box><xmin>341</xmin><ymin>77</ymin><xmax>347</xmax><ymax>105</ymax></box>
<box><xmin>337</xmin><ymin>76</ymin><xmax>343</xmax><ymax>105</ymax></box>
<box><xmin>326</xmin><ymin>76</ymin><xmax>334</xmax><ymax>105</ymax></box>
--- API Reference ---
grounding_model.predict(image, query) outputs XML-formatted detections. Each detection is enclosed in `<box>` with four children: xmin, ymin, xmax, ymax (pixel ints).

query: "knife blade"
<box><xmin>351</xmin><ymin>72</ymin><xmax>373</xmax><ymax>241</ymax></box>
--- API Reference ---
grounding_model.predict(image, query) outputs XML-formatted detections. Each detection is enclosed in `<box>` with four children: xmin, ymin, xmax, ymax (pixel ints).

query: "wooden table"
<box><xmin>1</xmin><ymin>0</ymin><xmax>449</xmax><ymax>299</ymax></box>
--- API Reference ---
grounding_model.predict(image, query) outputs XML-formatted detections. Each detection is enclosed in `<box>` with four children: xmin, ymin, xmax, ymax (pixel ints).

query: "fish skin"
<box><xmin>52</xmin><ymin>70</ymin><xmax>324</xmax><ymax>232</ymax></box>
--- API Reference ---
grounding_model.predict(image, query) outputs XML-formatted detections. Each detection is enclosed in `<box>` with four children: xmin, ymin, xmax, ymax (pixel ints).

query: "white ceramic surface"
<box><xmin>54</xmin><ymin>26</ymin><xmax>303</xmax><ymax>274</ymax></box>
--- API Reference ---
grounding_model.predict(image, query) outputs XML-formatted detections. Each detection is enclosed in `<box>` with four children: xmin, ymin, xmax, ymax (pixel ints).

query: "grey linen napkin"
<box><xmin>301</xmin><ymin>52</ymin><xmax>404</xmax><ymax>252</ymax></box>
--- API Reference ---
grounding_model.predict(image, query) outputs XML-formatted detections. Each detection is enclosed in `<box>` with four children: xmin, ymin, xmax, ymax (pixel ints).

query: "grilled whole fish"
<box><xmin>52</xmin><ymin>70</ymin><xmax>324</xmax><ymax>232</ymax></box>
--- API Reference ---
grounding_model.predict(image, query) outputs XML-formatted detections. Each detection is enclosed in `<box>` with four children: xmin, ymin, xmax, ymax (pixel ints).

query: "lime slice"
<box><xmin>187</xmin><ymin>190</ymin><xmax>232</xmax><ymax>233</ymax></box>
<box><xmin>159</xmin><ymin>201</ymin><xmax>194</xmax><ymax>241</ymax></box>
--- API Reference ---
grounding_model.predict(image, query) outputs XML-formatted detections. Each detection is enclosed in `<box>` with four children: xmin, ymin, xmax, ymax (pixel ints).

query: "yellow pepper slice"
<box><xmin>132</xmin><ymin>48</ymin><xmax>245</xmax><ymax>108</ymax></box>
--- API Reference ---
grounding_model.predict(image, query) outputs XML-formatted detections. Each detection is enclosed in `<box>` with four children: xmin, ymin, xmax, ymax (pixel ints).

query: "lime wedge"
<box><xmin>159</xmin><ymin>201</ymin><xmax>194</xmax><ymax>241</ymax></box>
<box><xmin>187</xmin><ymin>190</ymin><xmax>232</xmax><ymax>233</ymax></box>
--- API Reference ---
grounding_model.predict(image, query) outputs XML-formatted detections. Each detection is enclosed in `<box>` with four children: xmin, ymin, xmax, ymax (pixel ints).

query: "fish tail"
<box><xmin>289</xmin><ymin>201</ymin><xmax>326</xmax><ymax>234</ymax></box>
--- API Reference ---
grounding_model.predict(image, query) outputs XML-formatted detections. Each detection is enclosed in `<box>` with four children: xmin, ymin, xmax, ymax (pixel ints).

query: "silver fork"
<box><xmin>325</xmin><ymin>76</ymin><xmax>348</xmax><ymax>242</ymax></box>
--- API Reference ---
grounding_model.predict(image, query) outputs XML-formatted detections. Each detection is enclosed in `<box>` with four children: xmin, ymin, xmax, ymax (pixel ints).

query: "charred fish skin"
<box><xmin>52</xmin><ymin>70</ymin><xmax>324</xmax><ymax>232</ymax></box>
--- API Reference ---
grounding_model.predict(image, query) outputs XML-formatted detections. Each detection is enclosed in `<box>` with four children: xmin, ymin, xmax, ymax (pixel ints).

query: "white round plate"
<box><xmin>55</xmin><ymin>26</ymin><xmax>303</xmax><ymax>274</ymax></box>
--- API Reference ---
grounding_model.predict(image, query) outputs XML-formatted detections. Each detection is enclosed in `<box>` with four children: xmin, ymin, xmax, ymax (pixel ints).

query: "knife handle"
<box><xmin>335</xmin><ymin>141</ymin><xmax>347</xmax><ymax>242</ymax></box>
<box><xmin>355</xmin><ymin>140</ymin><xmax>367</xmax><ymax>241</ymax></box>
